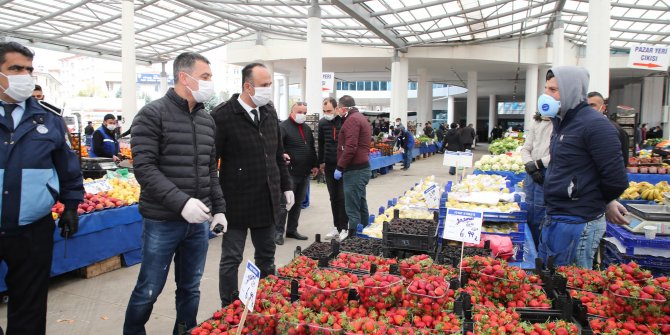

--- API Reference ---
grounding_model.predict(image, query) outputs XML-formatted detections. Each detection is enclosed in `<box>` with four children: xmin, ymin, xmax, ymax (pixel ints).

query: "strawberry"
<box><xmin>399</xmin><ymin>254</ymin><xmax>434</xmax><ymax>281</ymax></box>
<box><xmin>330</xmin><ymin>253</ymin><xmax>398</xmax><ymax>273</ymax></box>
<box><xmin>556</xmin><ymin>265</ymin><xmax>607</xmax><ymax>292</ymax></box>
<box><xmin>301</xmin><ymin>269</ymin><xmax>354</xmax><ymax>312</ymax></box>
<box><xmin>356</xmin><ymin>272</ymin><xmax>404</xmax><ymax>309</ymax></box>
<box><xmin>278</xmin><ymin>256</ymin><xmax>318</xmax><ymax>279</ymax></box>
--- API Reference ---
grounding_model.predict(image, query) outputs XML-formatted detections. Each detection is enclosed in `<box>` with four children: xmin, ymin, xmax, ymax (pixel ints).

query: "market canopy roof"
<box><xmin>0</xmin><ymin>0</ymin><xmax>668</xmax><ymax>64</ymax></box>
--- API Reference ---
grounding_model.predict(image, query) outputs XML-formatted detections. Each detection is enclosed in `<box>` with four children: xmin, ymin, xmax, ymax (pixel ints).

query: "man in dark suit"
<box><xmin>211</xmin><ymin>63</ymin><xmax>293</xmax><ymax>306</ymax></box>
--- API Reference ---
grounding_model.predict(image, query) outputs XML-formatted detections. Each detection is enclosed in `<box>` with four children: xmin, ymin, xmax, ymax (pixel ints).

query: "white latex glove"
<box><xmin>284</xmin><ymin>191</ymin><xmax>295</xmax><ymax>211</ymax></box>
<box><xmin>181</xmin><ymin>198</ymin><xmax>211</xmax><ymax>224</ymax></box>
<box><xmin>210</xmin><ymin>213</ymin><xmax>228</xmax><ymax>236</ymax></box>
<box><xmin>606</xmin><ymin>200</ymin><xmax>629</xmax><ymax>226</ymax></box>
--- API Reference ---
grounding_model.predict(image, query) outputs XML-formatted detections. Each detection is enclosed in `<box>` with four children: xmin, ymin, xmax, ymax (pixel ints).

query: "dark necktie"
<box><xmin>250</xmin><ymin>109</ymin><xmax>259</xmax><ymax>125</ymax></box>
<box><xmin>3</xmin><ymin>103</ymin><xmax>16</xmax><ymax>130</ymax></box>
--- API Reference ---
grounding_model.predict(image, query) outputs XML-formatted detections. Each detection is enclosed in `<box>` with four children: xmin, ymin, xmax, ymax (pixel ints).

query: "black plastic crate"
<box><xmin>382</xmin><ymin>210</ymin><xmax>439</xmax><ymax>253</ymax></box>
<box><xmin>294</xmin><ymin>234</ymin><xmax>339</xmax><ymax>260</ymax></box>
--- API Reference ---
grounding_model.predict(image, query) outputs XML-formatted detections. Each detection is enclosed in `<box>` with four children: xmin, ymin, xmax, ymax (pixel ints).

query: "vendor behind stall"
<box><xmin>90</xmin><ymin>113</ymin><xmax>120</xmax><ymax>161</ymax></box>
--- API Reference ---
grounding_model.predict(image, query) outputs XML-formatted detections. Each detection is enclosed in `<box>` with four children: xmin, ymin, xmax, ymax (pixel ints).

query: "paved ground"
<box><xmin>0</xmin><ymin>144</ymin><xmax>488</xmax><ymax>334</ymax></box>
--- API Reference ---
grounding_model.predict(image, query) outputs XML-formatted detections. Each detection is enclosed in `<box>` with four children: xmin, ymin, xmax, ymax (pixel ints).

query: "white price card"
<box><xmin>83</xmin><ymin>179</ymin><xmax>112</xmax><ymax>195</ymax></box>
<box><xmin>239</xmin><ymin>260</ymin><xmax>261</xmax><ymax>312</ymax></box>
<box><xmin>423</xmin><ymin>183</ymin><xmax>440</xmax><ymax>208</ymax></box>
<box><xmin>442</xmin><ymin>208</ymin><xmax>483</xmax><ymax>244</ymax></box>
<box><xmin>443</xmin><ymin>151</ymin><xmax>473</xmax><ymax>168</ymax></box>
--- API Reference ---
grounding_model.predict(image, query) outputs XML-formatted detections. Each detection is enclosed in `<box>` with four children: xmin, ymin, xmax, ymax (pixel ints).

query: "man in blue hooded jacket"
<box><xmin>537</xmin><ymin>66</ymin><xmax>628</xmax><ymax>267</ymax></box>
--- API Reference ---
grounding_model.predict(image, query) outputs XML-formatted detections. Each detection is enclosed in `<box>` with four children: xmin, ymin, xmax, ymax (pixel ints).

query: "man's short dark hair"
<box><xmin>587</xmin><ymin>91</ymin><xmax>604</xmax><ymax>100</ymax></box>
<box><xmin>324</xmin><ymin>97</ymin><xmax>337</xmax><ymax>108</ymax></box>
<box><xmin>241</xmin><ymin>63</ymin><xmax>266</xmax><ymax>90</ymax></box>
<box><xmin>0</xmin><ymin>42</ymin><xmax>34</xmax><ymax>66</ymax></box>
<box><xmin>173</xmin><ymin>52</ymin><xmax>210</xmax><ymax>84</ymax></box>
<box><xmin>450</xmin><ymin>123</ymin><xmax>458</xmax><ymax>129</ymax></box>
<box><xmin>338</xmin><ymin>95</ymin><xmax>355</xmax><ymax>108</ymax></box>
<box><xmin>33</xmin><ymin>84</ymin><xmax>42</xmax><ymax>92</ymax></box>
<box><xmin>546</xmin><ymin>70</ymin><xmax>554</xmax><ymax>81</ymax></box>
<box><xmin>87</xmin><ymin>121</ymin><xmax>92</xmax><ymax>124</ymax></box>
<box><xmin>103</xmin><ymin>114</ymin><xmax>116</xmax><ymax>121</ymax></box>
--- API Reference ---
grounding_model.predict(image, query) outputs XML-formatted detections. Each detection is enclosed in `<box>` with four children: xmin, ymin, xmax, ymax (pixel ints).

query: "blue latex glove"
<box><xmin>334</xmin><ymin>169</ymin><xmax>343</xmax><ymax>180</ymax></box>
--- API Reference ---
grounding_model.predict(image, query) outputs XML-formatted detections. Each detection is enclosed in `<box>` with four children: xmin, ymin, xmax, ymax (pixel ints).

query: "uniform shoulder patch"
<box><xmin>37</xmin><ymin>100</ymin><xmax>63</xmax><ymax>116</ymax></box>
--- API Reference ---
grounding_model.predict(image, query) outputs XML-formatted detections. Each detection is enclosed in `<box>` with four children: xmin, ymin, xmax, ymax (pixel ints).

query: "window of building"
<box><xmin>372</xmin><ymin>81</ymin><xmax>379</xmax><ymax>91</ymax></box>
<box><xmin>348</xmin><ymin>81</ymin><xmax>356</xmax><ymax>90</ymax></box>
<box><xmin>364</xmin><ymin>81</ymin><xmax>372</xmax><ymax>90</ymax></box>
<box><xmin>381</xmin><ymin>81</ymin><xmax>388</xmax><ymax>91</ymax></box>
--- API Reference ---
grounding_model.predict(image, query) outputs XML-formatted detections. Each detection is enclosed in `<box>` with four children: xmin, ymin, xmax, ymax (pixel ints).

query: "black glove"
<box><xmin>531</xmin><ymin>170</ymin><xmax>544</xmax><ymax>185</ymax></box>
<box><xmin>58</xmin><ymin>208</ymin><xmax>79</xmax><ymax>238</ymax></box>
<box><xmin>524</xmin><ymin>161</ymin><xmax>539</xmax><ymax>175</ymax></box>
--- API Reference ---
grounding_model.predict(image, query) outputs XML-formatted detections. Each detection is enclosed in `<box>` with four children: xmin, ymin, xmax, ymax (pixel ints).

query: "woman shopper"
<box><xmin>520</xmin><ymin>113</ymin><xmax>552</xmax><ymax>248</ymax></box>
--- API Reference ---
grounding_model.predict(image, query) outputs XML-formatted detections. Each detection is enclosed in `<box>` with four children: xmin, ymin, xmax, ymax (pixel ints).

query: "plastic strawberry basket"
<box><xmin>300</xmin><ymin>284</ymin><xmax>350</xmax><ymax>312</ymax></box>
<box><xmin>308</xmin><ymin>324</ymin><xmax>345</xmax><ymax>335</ymax></box>
<box><xmin>356</xmin><ymin>275</ymin><xmax>404</xmax><ymax>309</ymax></box>
<box><xmin>405</xmin><ymin>280</ymin><xmax>451</xmax><ymax>315</ymax></box>
<box><xmin>606</xmin><ymin>287</ymin><xmax>667</xmax><ymax>318</ymax></box>
<box><xmin>390</xmin><ymin>326</ymin><xmax>461</xmax><ymax>335</ymax></box>
<box><xmin>277</xmin><ymin>321</ymin><xmax>310</xmax><ymax>335</ymax></box>
<box><xmin>245</xmin><ymin>312</ymin><xmax>278</xmax><ymax>335</ymax></box>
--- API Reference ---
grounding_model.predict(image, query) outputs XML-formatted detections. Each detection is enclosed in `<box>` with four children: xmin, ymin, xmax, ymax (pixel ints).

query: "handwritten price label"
<box><xmin>441</xmin><ymin>208</ymin><xmax>483</xmax><ymax>244</ymax></box>
<box><xmin>83</xmin><ymin>179</ymin><xmax>112</xmax><ymax>195</ymax></box>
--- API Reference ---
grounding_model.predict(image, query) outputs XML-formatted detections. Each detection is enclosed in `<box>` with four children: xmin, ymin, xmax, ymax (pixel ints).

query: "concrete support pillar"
<box><xmin>160</xmin><ymin>62</ymin><xmax>168</xmax><ymax>94</ymax></box>
<box><xmin>553</xmin><ymin>13</ymin><xmax>565</xmax><ymax>67</ymax></box>
<box><xmin>390</xmin><ymin>51</ymin><xmax>409</xmax><ymax>124</ymax></box>
<box><xmin>281</xmin><ymin>74</ymin><xmax>290</xmax><ymax>120</ymax></box>
<box><xmin>121</xmin><ymin>0</ymin><xmax>137</xmax><ymax>125</ymax></box>
<box><xmin>488</xmin><ymin>94</ymin><xmax>497</xmax><ymax>139</ymax></box>
<box><xmin>265</xmin><ymin>61</ymin><xmax>275</xmax><ymax>103</ymax></box>
<box><xmin>525</xmin><ymin>65</ymin><xmax>539</xmax><ymax>128</ymax></box>
<box><xmin>305</xmin><ymin>0</ymin><xmax>323</xmax><ymax>116</ymax></box>
<box><xmin>416</xmin><ymin>68</ymin><xmax>432</xmax><ymax>133</ymax></box>
<box><xmin>467</xmin><ymin>71</ymin><xmax>478</xmax><ymax>129</ymax></box>
<box><xmin>447</xmin><ymin>96</ymin><xmax>455</xmax><ymax>125</ymax></box>
<box><xmin>300</xmin><ymin>67</ymin><xmax>306</xmax><ymax>102</ymax></box>
<box><xmin>586</xmin><ymin>1</ymin><xmax>610</xmax><ymax>96</ymax></box>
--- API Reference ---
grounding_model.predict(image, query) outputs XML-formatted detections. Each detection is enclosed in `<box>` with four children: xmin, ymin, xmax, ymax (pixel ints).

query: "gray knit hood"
<box><xmin>548</xmin><ymin>66</ymin><xmax>590</xmax><ymax>118</ymax></box>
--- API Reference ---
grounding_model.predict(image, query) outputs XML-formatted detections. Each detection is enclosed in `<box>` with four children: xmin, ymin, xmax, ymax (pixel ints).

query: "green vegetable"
<box><xmin>489</xmin><ymin>137</ymin><xmax>523</xmax><ymax>154</ymax></box>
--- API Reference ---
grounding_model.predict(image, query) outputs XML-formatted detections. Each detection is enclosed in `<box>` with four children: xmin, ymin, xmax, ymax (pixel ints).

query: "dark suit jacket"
<box><xmin>211</xmin><ymin>94</ymin><xmax>292</xmax><ymax>229</ymax></box>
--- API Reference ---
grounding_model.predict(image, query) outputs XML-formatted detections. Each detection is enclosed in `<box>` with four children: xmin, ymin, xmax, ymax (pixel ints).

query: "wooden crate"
<box><xmin>77</xmin><ymin>255</ymin><xmax>122</xmax><ymax>279</ymax></box>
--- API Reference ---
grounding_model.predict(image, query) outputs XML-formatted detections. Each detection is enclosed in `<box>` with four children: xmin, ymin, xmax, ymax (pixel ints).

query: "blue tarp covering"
<box><xmin>0</xmin><ymin>205</ymin><xmax>143</xmax><ymax>292</ymax></box>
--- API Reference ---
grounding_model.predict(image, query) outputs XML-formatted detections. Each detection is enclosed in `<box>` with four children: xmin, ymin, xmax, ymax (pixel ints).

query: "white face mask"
<box><xmin>324</xmin><ymin>113</ymin><xmax>335</xmax><ymax>121</ymax></box>
<box><xmin>0</xmin><ymin>73</ymin><xmax>35</xmax><ymax>102</ymax></box>
<box><xmin>185</xmin><ymin>74</ymin><xmax>215</xmax><ymax>103</ymax></box>
<box><xmin>294</xmin><ymin>113</ymin><xmax>306</xmax><ymax>124</ymax></box>
<box><xmin>250</xmin><ymin>86</ymin><xmax>272</xmax><ymax>107</ymax></box>
<box><xmin>106</xmin><ymin>124</ymin><xmax>117</xmax><ymax>131</ymax></box>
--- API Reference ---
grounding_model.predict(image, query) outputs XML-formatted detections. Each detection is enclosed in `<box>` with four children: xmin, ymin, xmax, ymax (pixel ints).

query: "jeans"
<box><xmin>277</xmin><ymin>175</ymin><xmax>309</xmax><ymax>236</ymax></box>
<box><xmin>538</xmin><ymin>216</ymin><xmax>586</xmax><ymax>266</ymax></box>
<box><xmin>523</xmin><ymin>172</ymin><xmax>546</xmax><ymax>248</ymax></box>
<box><xmin>343</xmin><ymin>167</ymin><xmax>370</xmax><ymax>230</ymax></box>
<box><xmin>219</xmin><ymin>225</ymin><xmax>276</xmax><ymax>306</ymax></box>
<box><xmin>402</xmin><ymin>149</ymin><xmax>412</xmax><ymax>169</ymax></box>
<box><xmin>123</xmin><ymin>219</ymin><xmax>209</xmax><ymax>335</ymax></box>
<box><xmin>325</xmin><ymin>164</ymin><xmax>348</xmax><ymax>231</ymax></box>
<box><xmin>574</xmin><ymin>215</ymin><xmax>607</xmax><ymax>269</ymax></box>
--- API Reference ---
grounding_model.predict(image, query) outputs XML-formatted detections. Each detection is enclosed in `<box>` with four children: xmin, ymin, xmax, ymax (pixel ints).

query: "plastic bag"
<box><xmin>476</xmin><ymin>235</ymin><xmax>514</xmax><ymax>260</ymax></box>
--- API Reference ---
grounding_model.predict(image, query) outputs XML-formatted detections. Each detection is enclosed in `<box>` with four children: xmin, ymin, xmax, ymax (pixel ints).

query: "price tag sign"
<box><xmin>442</xmin><ymin>208</ymin><xmax>483</xmax><ymax>244</ymax></box>
<box><xmin>423</xmin><ymin>183</ymin><xmax>440</xmax><ymax>208</ymax></box>
<box><xmin>239</xmin><ymin>260</ymin><xmax>261</xmax><ymax>312</ymax></box>
<box><xmin>83</xmin><ymin>179</ymin><xmax>112</xmax><ymax>194</ymax></box>
<box><xmin>443</xmin><ymin>151</ymin><xmax>473</xmax><ymax>168</ymax></box>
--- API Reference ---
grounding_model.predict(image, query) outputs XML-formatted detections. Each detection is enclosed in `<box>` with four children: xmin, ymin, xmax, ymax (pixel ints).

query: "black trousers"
<box><xmin>219</xmin><ymin>225</ymin><xmax>276</xmax><ymax>306</ymax></box>
<box><xmin>0</xmin><ymin>216</ymin><xmax>55</xmax><ymax>335</ymax></box>
<box><xmin>325</xmin><ymin>165</ymin><xmax>348</xmax><ymax>231</ymax></box>
<box><xmin>277</xmin><ymin>175</ymin><xmax>309</xmax><ymax>236</ymax></box>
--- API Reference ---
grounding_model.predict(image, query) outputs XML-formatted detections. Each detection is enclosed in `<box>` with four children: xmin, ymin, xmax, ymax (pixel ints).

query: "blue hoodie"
<box><xmin>543</xmin><ymin>66</ymin><xmax>628</xmax><ymax>222</ymax></box>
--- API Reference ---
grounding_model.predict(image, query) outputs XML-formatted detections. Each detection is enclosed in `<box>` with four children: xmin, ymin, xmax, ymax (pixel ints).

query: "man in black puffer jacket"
<box><xmin>124</xmin><ymin>52</ymin><xmax>226</xmax><ymax>335</ymax></box>
<box><xmin>276</xmin><ymin>102</ymin><xmax>319</xmax><ymax>244</ymax></box>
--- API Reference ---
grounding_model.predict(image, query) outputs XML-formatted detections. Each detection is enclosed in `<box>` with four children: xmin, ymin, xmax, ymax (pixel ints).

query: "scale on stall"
<box><xmin>623</xmin><ymin>193</ymin><xmax>670</xmax><ymax>235</ymax></box>
<box><xmin>81</xmin><ymin>157</ymin><xmax>118</xmax><ymax>179</ymax></box>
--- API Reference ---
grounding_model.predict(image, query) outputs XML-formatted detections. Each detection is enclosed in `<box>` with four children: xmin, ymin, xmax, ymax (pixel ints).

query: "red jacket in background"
<box><xmin>336</xmin><ymin>107</ymin><xmax>371</xmax><ymax>171</ymax></box>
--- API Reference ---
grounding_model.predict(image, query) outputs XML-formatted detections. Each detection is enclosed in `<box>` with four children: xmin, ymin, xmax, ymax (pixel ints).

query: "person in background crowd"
<box><xmin>441</xmin><ymin>123</ymin><xmax>462</xmax><ymax>174</ymax></box>
<box><xmin>647</xmin><ymin>125</ymin><xmax>658</xmax><ymax>139</ymax></box>
<box><xmin>124</xmin><ymin>52</ymin><xmax>226</xmax><ymax>335</ymax></box>
<box><xmin>84</xmin><ymin>120</ymin><xmax>94</xmax><ymax>147</ymax></box>
<box><xmin>640</xmin><ymin>123</ymin><xmax>647</xmax><ymax>143</ymax></box>
<box><xmin>319</xmin><ymin>97</ymin><xmax>348</xmax><ymax>241</ymax></box>
<box><xmin>372</xmin><ymin>119</ymin><xmax>382</xmax><ymax>136</ymax></box>
<box><xmin>537</xmin><ymin>67</ymin><xmax>628</xmax><ymax>267</ymax></box>
<box><xmin>490</xmin><ymin>124</ymin><xmax>504</xmax><ymax>142</ymax></box>
<box><xmin>32</xmin><ymin>84</ymin><xmax>44</xmax><ymax>100</ymax></box>
<box><xmin>380</xmin><ymin>119</ymin><xmax>389</xmax><ymax>134</ymax></box>
<box><xmin>211</xmin><ymin>62</ymin><xmax>293</xmax><ymax>307</ymax></box>
<box><xmin>436</xmin><ymin>122</ymin><xmax>446</xmax><ymax>143</ymax></box>
<box><xmin>334</xmin><ymin>95</ymin><xmax>371</xmax><ymax>239</ymax></box>
<box><xmin>395</xmin><ymin>126</ymin><xmax>415</xmax><ymax>170</ymax></box>
<box><xmin>394</xmin><ymin>117</ymin><xmax>404</xmax><ymax>130</ymax></box>
<box><xmin>459</xmin><ymin>123</ymin><xmax>476</xmax><ymax>150</ymax></box>
<box><xmin>588</xmin><ymin>92</ymin><xmax>629</xmax><ymax>164</ymax></box>
<box><xmin>0</xmin><ymin>41</ymin><xmax>83</xmax><ymax>335</ymax></box>
<box><xmin>423</xmin><ymin>121</ymin><xmax>435</xmax><ymax>138</ymax></box>
<box><xmin>520</xmin><ymin>113</ymin><xmax>552</xmax><ymax>247</ymax></box>
<box><xmin>656</xmin><ymin>125</ymin><xmax>663</xmax><ymax>139</ymax></box>
<box><xmin>276</xmin><ymin>102</ymin><xmax>318</xmax><ymax>245</ymax></box>
<box><xmin>90</xmin><ymin>113</ymin><xmax>120</xmax><ymax>161</ymax></box>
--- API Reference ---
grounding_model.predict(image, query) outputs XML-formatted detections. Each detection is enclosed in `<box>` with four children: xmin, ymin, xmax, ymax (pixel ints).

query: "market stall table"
<box><xmin>627</xmin><ymin>173</ymin><xmax>670</xmax><ymax>184</ymax></box>
<box><xmin>0</xmin><ymin>205</ymin><xmax>143</xmax><ymax>292</ymax></box>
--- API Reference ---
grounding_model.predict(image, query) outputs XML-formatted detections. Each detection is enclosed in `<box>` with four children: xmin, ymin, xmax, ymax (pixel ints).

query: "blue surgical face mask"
<box><xmin>537</xmin><ymin>94</ymin><xmax>561</xmax><ymax>118</ymax></box>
